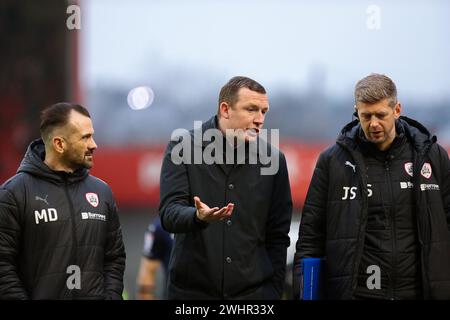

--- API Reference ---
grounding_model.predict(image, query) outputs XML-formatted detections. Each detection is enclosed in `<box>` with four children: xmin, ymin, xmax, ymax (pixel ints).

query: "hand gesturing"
<box><xmin>194</xmin><ymin>196</ymin><xmax>234</xmax><ymax>222</ymax></box>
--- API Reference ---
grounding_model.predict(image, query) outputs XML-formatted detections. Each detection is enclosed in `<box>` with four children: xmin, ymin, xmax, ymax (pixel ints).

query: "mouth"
<box><xmin>370</xmin><ymin>131</ymin><xmax>383</xmax><ymax>137</ymax></box>
<box><xmin>246</xmin><ymin>128</ymin><xmax>260</xmax><ymax>137</ymax></box>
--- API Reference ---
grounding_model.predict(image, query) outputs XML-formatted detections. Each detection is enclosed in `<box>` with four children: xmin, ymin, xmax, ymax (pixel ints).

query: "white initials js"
<box><xmin>342</xmin><ymin>184</ymin><xmax>373</xmax><ymax>200</ymax></box>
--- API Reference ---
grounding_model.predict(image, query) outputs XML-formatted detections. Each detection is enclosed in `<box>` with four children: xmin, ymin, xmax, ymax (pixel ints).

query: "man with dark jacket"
<box><xmin>293</xmin><ymin>73</ymin><xmax>450</xmax><ymax>300</ymax></box>
<box><xmin>0</xmin><ymin>103</ymin><xmax>126</xmax><ymax>299</ymax></box>
<box><xmin>159</xmin><ymin>76</ymin><xmax>293</xmax><ymax>299</ymax></box>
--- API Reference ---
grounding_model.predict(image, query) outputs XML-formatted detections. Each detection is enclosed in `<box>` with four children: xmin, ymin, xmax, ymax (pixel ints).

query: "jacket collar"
<box><xmin>337</xmin><ymin>116</ymin><xmax>436</xmax><ymax>156</ymax></box>
<box><xmin>193</xmin><ymin>115</ymin><xmax>270</xmax><ymax>159</ymax></box>
<box><xmin>17</xmin><ymin>139</ymin><xmax>89</xmax><ymax>185</ymax></box>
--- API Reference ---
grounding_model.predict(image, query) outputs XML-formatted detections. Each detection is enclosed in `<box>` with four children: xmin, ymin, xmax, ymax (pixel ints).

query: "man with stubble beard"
<box><xmin>159</xmin><ymin>76</ymin><xmax>293</xmax><ymax>299</ymax></box>
<box><xmin>0</xmin><ymin>102</ymin><xmax>125</xmax><ymax>299</ymax></box>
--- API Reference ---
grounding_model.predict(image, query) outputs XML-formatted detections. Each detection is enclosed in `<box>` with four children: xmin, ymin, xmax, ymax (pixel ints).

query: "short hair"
<box><xmin>40</xmin><ymin>102</ymin><xmax>90</xmax><ymax>142</ymax></box>
<box><xmin>354</xmin><ymin>73</ymin><xmax>397</xmax><ymax>107</ymax></box>
<box><xmin>218</xmin><ymin>76</ymin><xmax>266</xmax><ymax>114</ymax></box>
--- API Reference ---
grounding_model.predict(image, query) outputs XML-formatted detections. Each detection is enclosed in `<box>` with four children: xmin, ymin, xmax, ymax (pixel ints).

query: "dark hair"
<box><xmin>40</xmin><ymin>102</ymin><xmax>90</xmax><ymax>142</ymax></box>
<box><xmin>354</xmin><ymin>73</ymin><xmax>397</xmax><ymax>107</ymax></box>
<box><xmin>218</xmin><ymin>76</ymin><xmax>266</xmax><ymax>113</ymax></box>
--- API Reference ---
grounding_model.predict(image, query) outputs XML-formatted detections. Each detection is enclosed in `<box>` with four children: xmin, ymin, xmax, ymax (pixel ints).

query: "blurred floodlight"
<box><xmin>127</xmin><ymin>86</ymin><xmax>154</xmax><ymax>110</ymax></box>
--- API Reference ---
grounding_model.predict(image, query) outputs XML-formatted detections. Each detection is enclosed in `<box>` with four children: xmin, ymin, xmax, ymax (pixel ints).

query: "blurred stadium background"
<box><xmin>1</xmin><ymin>0</ymin><xmax>449</xmax><ymax>299</ymax></box>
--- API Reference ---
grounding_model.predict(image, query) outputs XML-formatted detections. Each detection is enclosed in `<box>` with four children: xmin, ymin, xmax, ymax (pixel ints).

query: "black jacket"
<box><xmin>294</xmin><ymin>117</ymin><xmax>450</xmax><ymax>299</ymax></box>
<box><xmin>159</xmin><ymin>116</ymin><xmax>293</xmax><ymax>299</ymax></box>
<box><xmin>0</xmin><ymin>139</ymin><xmax>126</xmax><ymax>299</ymax></box>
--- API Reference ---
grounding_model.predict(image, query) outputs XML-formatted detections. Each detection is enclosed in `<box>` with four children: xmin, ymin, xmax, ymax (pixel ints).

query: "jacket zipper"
<box><xmin>385</xmin><ymin>160</ymin><xmax>396</xmax><ymax>300</ymax></box>
<box><xmin>338</xmin><ymin>144</ymin><xmax>369</xmax><ymax>298</ymax></box>
<box><xmin>414</xmin><ymin>157</ymin><xmax>430</xmax><ymax>299</ymax></box>
<box><xmin>64</xmin><ymin>179</ymin><xmax>79</xmax><ymax>299</ymax></box>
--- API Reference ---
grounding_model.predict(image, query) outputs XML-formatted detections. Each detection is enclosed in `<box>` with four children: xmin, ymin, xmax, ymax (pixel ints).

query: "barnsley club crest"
<box><xmin>404</xmin><ymin>162</ymin><xmax>413</xmax><ymax>177</ymax></box>
<box><xmin>421</xmin><ymin>163</ymin><xmax>432</xmax><ymax>179</ymax></box>
<box><xmin>85</xmin><ymin>193</ymin><xmax>99</xmax><ymax>208</ymax></box>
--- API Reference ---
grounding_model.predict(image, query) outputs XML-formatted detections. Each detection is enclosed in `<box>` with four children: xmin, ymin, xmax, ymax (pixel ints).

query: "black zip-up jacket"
<box><xmin>159</xmin><ymin>116</ymin><xmax>293</xmax><ymax>299</ymax></box>
<box><xmin>294</xmin><ymin>116</ymin><xmax>450</xmax><ymax>299</ymax></box>
<box><xmin>353</xmin><ymin>123</ymin><xmax>422</xmax><ymax>299</ymax></box>
<box><xmin>0</xmin><ymin>139</ymin><xmax>126</xmax><ymax>299</ymax></box>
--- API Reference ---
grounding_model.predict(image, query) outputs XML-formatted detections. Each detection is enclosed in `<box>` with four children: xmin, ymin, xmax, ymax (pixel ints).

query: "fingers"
<box><xmin>225</xmin><ymin>203</ymin><xmax>234</xmax><ymax>215</ymax></box>
<box><xmin>205</xmin><ymin>207</ymin><xmax>220</xmax><ymax>215</ymax></box>
<box><xmin>194</xmin><ymin>196</ymin><xmax>202</xmax><ymax>209</ymax></box>
<box><xmin>195</xmin><ymin>196</ymin><xmax>217</xmax><ymax>212</ymax></box>
<box><xmin>194</xmin><ymin>197</ymin><xmax>234</xmax><ymax>222</ymax></box>
<box><xmin>213</xmin><ymin>207</ymin><xmax>227</xmax><ymax>216</ymax></box>
<box><xmin>213</xmin><ymin>203</ymin><xmax>234</xmax><ymax>219</ymax></box>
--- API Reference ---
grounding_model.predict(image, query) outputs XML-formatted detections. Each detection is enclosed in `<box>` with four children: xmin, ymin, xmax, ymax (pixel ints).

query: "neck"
<box><xmin>217</xmin><ymin>116</ymin><xmax>227</xmax><ymax>136</ymax></box>
<box><xmin>377</xmin><ymin>134</ymin><xmax>396</xmax><ymax>151</ymax></box>
<box><xmin>377</xmin><ymin>142</ymin><xmax>391</xmax><ymax>151</ymax></box>
<box><xmin>217</xmin><ymin>117</ymin><xmax>240</xmax><ymax>149</ymax></box>
<box><xmin>44</xmin><ymin>151</ymin><xmax>74</xmax><ymax>173</ymax></box>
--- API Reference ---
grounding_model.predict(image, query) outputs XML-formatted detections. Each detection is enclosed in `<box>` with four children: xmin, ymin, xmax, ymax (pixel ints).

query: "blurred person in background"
<box><xmin>0</xmin><ymin>103</ymin><xmax>126</xmax><ymax>299</ymax></box>
<box><xmin>159</xmin><ymin>76</ymin><xmax>293</xmax><ymax>299</ymax></box>
<box><xmin>294</xmin><ymin>73</ymin><xmax>450</xmax><ymax>299</ymax></box>
<box><xmin>136</xmin><ymin>217</ymin><xmax>173</xmax><ymax>300</ymax></box>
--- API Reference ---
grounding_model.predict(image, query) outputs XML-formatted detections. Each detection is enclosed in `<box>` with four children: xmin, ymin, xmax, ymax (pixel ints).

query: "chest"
<box><xmin>19</xmin><ymin>179</ymin><xmax>110</xmax><ymax>244</ymax></box>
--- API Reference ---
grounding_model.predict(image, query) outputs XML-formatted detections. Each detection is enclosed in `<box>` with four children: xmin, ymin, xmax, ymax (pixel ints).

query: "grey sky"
<box><xmin>81</xmin><ymin>0</ymin><xmax>450</xmax><ymax>100</ymax></box>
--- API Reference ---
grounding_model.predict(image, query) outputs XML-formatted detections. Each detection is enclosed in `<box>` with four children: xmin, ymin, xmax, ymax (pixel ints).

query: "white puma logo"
<box><xmin>35</xmin><ymin>195</ymin><xmax>49</xmax><ymax>205</ymax></box>
<box><xmin>345</xmin><ymin>161</ymin><xmax>356</xmax><ymax>173</ymax></box>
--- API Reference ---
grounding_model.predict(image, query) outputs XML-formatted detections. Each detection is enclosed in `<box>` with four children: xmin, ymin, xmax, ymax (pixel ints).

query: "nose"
<box><xmin>369</xmin><ymin>116</ymin><xmax>380</xmax><ymax>129</ymax></box>
<box><xmin>254</xmin><ymin>111</ymin><xmax>265</xmax><ymax>127</ymax></box>
<box><xmin>89</xmin><ymin>137</ymin><xmax>98</xmax><ymax>151</ymax></box>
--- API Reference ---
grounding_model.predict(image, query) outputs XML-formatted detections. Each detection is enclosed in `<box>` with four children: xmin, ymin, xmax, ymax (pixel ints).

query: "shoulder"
<box><xmin>315</xmin><ymin>144</ymin><xmax>343</xmax><ymax>165</ymax></box>
<box><xmin>85</xmin><ymin>175</ymin><xmax>111</xmax><ymax>189</ymax></box>
<box><xmin>1</xmin><ymin>172</ymin><xmax>27</xmax><ymax>189</ymax></box>
<box><xmin>430</xmin><ymin>143</ymin><xmax>449</xmax><ymax>158</ymax></box>
<box><xmin>428</xmin><ymin>143</ymin><xmax>450</xmax><ymax>170</ymax></box>
<box><xmin>1</xmin><ymin>172</ymin><xmax>33</xmax><ymax>196</ymax></box>
<box><xmin>262</xmin><ymin>140</ymin><xmax>286</xmax><ymax>161</ymax></box>
<box><xmin>84</xmin><ymin>175</ymin><xmax>115</xmax><ymax>199</ymax></box>
<box><xmin>323</xmin><ymin>143</ymin><xmax>344</xmax><ymax>157</ymax></box>
<box><xmin>1</xmin><ymin>172</ymin><xmax>36</xmax><ymax>208</ymax></box>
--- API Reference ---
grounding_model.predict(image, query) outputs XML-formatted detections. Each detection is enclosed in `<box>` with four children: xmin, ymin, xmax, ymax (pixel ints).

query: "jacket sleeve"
<box><xmin>437</xmin><ymin>145</ymin><xmax>450</xmax><ymax>232</ymax></box>
<box><xmin>265</xmin><ymin>152</ymin><xmax>293</xmax><ymax>299</ymax></box>
<box><xmin>293</xmin><ymin>150</ymin><xmax>329</xmax><ymax>299</ymax></box>
<box><xmin>103</xmin><ymin>194</ymin><xmax>126</xmax><ymax>300</ymax></box>
<box><xmin>0</xmin><ymin>187</ymin><xmax>29</xmax><ymax>299</ymax></box>
<box><xmin>159</xmin><ymin>140</ymin><xmax>209</xmax><ymax>233</ymax></box>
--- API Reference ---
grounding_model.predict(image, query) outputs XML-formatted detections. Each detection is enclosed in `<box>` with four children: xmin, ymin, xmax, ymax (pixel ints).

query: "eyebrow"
<box><xmin>361</xmin><ymin>111</ymin><xmax>388</xmax><ymax>116</ymax></box>
<box><xmin>81</xmin><ymin>132</ymin><xmax>94</xmax><ymax>138</ymax></box>
<box><xmin>247</xmin><ymin>104</ymin><xmax>269</xmax><ymax>111</ymax></box>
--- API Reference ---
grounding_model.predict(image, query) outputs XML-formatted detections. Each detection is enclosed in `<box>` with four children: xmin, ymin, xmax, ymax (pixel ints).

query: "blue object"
<box><xmin>301</xmin><ymin>257</ymin><xmax>324</xmax><ymax>300</ymax></box>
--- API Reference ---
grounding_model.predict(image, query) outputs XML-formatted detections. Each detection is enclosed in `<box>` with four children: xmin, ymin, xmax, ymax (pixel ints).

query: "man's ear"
<box><xmin>219</xmin><ymin>102</ymin><xmax>231</xmax><ymax>119</ymax></box>
<box><xmin>394</xmin><ymin>102</ymin><xmax>401</xmax><ymax>119</ymax></box>
<box><xmin>52</xmin><ymin>136</ymin><xmax>65</xmax><ymax>154</ymax></box>
<box><xmin>353</xmin><ymin>105</ymin><xmax>359</xmax><ymax>119</ymax></box>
